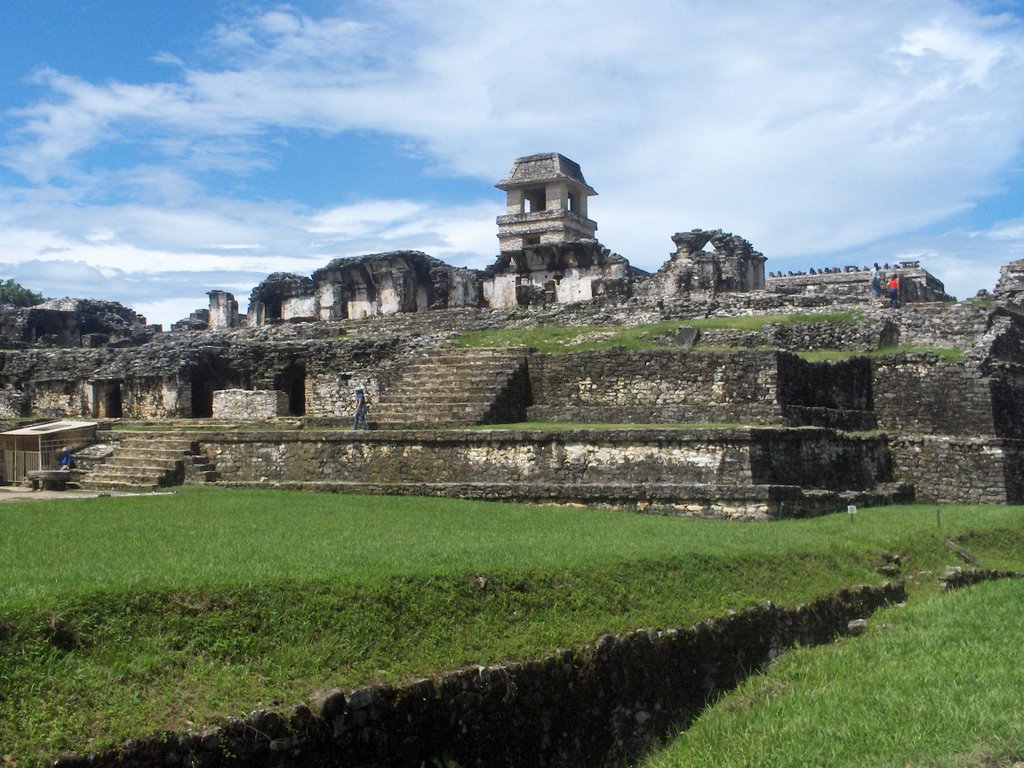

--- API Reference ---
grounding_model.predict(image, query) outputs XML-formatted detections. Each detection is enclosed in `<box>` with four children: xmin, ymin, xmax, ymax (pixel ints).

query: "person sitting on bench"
<box><xmin>58</xmin><ymin>447</ymin><xmax>75</xmax><ymax>470</ymax></box>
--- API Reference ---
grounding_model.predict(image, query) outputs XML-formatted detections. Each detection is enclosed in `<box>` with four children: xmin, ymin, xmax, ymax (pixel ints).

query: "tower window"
<box><xmin>523</xmin><ymin>187</ymin><xmax>546</xmax><ymax>213</ymax></box>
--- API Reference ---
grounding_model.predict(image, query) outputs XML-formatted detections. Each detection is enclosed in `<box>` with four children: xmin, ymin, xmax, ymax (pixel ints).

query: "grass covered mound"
<box><xmin>642</xmin><ymin>579</ymin><xmax>1024</xmax><ymax>768</ymax></box>
<box><xmin>1</xmin><ymin>487</ymin><xmax>1021</xmax><ymax>764</ymax></box>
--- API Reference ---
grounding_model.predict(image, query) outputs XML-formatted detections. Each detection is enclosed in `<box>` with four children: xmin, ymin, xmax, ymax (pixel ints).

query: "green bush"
<box><xmin>0</xmin><ymin>278</ymin><xmax>45</xmax><ymax>307</ymax></box>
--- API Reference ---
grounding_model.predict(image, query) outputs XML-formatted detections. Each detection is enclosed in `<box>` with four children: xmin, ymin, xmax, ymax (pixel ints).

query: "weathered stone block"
<box><xmin>212</xmin><ymin>389</ymin><xmax>289</xmax><ymax>419</ymax></box>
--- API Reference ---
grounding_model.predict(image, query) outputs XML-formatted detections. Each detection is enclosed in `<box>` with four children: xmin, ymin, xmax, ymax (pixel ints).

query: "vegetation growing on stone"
<box><xmin>454</xmin><ymin>312</ymin><xmax>862</xmax><ymax>353</ymax></box>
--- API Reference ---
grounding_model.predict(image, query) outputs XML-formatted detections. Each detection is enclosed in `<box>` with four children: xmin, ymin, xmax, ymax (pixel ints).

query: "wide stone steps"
<box><xmin>79</xmin><ymin>433</ymin><xmax>217</xmax><ymax>490</ymax></box>
<box><xmin>369</xmin><ymin>348</ymin><xmax>529</xmax><ymax>429</ymax></box>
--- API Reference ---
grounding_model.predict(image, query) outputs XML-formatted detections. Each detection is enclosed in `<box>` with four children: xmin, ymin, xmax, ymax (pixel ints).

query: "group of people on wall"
<box><xmin>870</xmin><ymin>264</ymin><xmax>902</xmax><ymax>309</ymax></box>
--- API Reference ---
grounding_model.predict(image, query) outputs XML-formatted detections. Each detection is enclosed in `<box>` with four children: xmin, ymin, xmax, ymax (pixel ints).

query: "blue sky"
<box><xmin>2</xmin><ymin>0</ymin><xmax>1023</xmax><ymax>328</ymax></box>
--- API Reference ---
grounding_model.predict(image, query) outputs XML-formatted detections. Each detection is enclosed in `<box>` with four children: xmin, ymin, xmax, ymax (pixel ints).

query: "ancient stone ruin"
<box><xmin>638</xmin><ymin>229</ymin><xmax>766</xmax><ymax>298</ymax></box>
<box><xmin>1</xmin><ymin>153</ymin><xmax>1021</xmax><ymax>516</ymax></box>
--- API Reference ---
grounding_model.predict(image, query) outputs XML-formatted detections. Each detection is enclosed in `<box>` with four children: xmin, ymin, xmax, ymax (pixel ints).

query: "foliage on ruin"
<box><xmin>0</xmin><ymin>488</ymin><xmax>1022</xmax><ymax>765</ymax></box>
<box><xmin>454</xmin><ymin>312</ymin><xmax>861</xmax><ymax>353</ymax></box>
<box><xmin>0</xmin><ymin>278</ymin><xmax>45</xmax><ymax>308</ymax></box>
<box><xmin>642</xmin><ymin>579</ymin><xmax>1024</xmax><ymax>768</ymax></box>
<box><xmin>798</xmin><ymin>345</ymin><xmax>965</xmax><ymax>363</ymax></box>
<box><xmin>468</xmin><ymin>421</ymin><xmax>768</xmax><ymax>431</ymax></box>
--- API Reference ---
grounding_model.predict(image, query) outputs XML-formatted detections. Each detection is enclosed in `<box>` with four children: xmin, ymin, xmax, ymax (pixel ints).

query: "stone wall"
<box><xmin>993</xmin><ymin>258</ymin><xmax>1024</xmax><ymax>306</ymax></box>
<box><xmin>526</xmin><ymin>349</ymin><xmax>783</xmax><ymax>425</ymax></box>
<box><xmin>29</xmin><ymin>379</ymin><xmax>91</xmax><ymax>418</ymax></box>
<box><xmin>247</xmin><ymin>253</ymin><xmax>485</xmax><ymax>326</ymax></box>
<box><xmin>58</xmin><ymin>583</ymin><xmax>904</xmax><ymax>768</ymax></box>
<box><xmin>307</xmin><ymin>373</ymin><xmax>358</xmax><ymax>419</ymax></box>
<box><xmin>526</xmin><ymin>349</ymin><xmax>874</xmax><ymax>430</ymax></box>
<box><xmin>212</xmin><ymin>390</ymin><xmax>289</xmax><ymax>419</ymax></box>
<box><xmin>889</xmin><ymin>435</ymin><xmax>1024</xmax><ymax>504</ymax></box>
<box><xmin>207</xmin><ymin>290</ymin><xmax>240</xmax><ymax>329</ymax></box>
<box><xmin>888</xmin><ymin>302</ymin><xmax>992</xmax><ymax>351</ymax></box>
<box><xmin>747</xmin><ymin>428</ymin><xmax>891</xmax><ymax>491</ymax></box>
<box><xmin>0</xmin><ymin>299</ymin><xmax>154</xmax><ymax>349</ymax></box>
<box><xmin>0</xmin><ymin>388</ymin><xmax>26</xmax><ymax>418</ymax></box>
<box><xmin>198</xmin><ymin>427</ymin><xmax>895</xmax><ymax>516</ymax></box>
<box><xmin>873</xmin><ymin>355</ymin><xmax>997</xmax><ymax>437</ymax></box>
<box><xmin>776</xmin><ymin>354</ymin><xmax>876</xmax><ymax>430</ymax></box>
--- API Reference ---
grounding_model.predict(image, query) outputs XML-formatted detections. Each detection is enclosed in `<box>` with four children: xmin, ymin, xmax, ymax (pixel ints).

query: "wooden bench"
<box><xmin>27</xmin><ymin>470</ymin><xmax>77</xmax><ymax>491</ymax></box>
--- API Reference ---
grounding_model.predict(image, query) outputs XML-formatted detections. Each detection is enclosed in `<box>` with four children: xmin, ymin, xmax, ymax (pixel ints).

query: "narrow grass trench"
<box><xmin>20</xmin><ymin>583</ymin><xmax>906</xmax><ymax>768</ymax></box>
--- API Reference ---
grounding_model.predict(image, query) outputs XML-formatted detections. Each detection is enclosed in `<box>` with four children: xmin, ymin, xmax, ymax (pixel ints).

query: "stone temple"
<box><xmin>2</xmin><ymin>152</ymin><xmax>1023</xmax><ymax>517</ymax></box>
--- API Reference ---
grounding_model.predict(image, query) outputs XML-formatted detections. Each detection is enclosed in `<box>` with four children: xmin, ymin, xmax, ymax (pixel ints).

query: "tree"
<box><xmin>0</xmin><ymin>278</ymin><xmax>45</xmax><ymax>308</ymax></box>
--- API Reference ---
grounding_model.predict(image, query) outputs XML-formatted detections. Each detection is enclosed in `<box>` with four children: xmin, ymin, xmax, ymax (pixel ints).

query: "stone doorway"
<box><xmin>92</xmin><ymin>380</ymin><xmax>123</xmax><ymax>418</ymax></box>
<box><xmin>188</xmin><ymin>356</ymin><xmax>241</xmax><ymax>418</ymax></box>
<box><xmin>277</xmin><ymin>363</ymin><xmax>306</xmax><ymax>416</ymax></box>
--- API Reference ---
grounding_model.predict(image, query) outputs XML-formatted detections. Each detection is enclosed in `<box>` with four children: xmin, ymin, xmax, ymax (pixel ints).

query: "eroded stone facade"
<box><xmin>638</xmin><ymin>229</ymin><xmax>766</xmax><ymax>298</ymax></box>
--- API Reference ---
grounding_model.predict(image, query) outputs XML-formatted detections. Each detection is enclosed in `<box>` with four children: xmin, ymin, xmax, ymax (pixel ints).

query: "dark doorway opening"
<box><xmin>264</xmin><ymin>298</ymin><xmax>282</xmax><ymax>322</ymax></box>
<box><xmin>278</xmin><ymin>363</ymin><xmax>306</xmax><ymax>416</ymax></box>
<box><xmin>93</xmin><ymin>381</ymin><xmax>123</xmax><ymax>418</ymax></box>
<box><xmin>188</xmin><ymin>355</ymin><xmax>240</xmax><ymax>418</ymax></box>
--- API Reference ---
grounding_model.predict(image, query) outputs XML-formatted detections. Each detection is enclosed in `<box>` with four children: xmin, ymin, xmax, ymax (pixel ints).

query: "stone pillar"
<box><xmin>207</xmin><ymin>291</ymin><xmax>240</xmax><ymax>329</ymax></box>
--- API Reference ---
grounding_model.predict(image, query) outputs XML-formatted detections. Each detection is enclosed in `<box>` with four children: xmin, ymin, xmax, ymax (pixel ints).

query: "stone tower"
<box><xmin>495</xmin><ymin>153</ymin><xmax>598</xmax><ymax>252</ymax></box>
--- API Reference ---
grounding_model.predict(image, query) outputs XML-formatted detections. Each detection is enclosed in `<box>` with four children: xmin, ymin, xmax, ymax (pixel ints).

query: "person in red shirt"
<box><xmin>887</xmin><ymin>275</ymin><xmax>900</xmax><ymax>309</ymax></box>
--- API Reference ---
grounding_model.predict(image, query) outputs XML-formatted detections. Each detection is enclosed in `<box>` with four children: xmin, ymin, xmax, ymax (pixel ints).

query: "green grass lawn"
<box><xmin>1</xmin><ymin>487</ymin><xmax>1021</xmax><ymax>764</ymax></box>
<box><xmin>641</xmin><ymin>579</ymin><xmax>1024</xmax><ymax>768</ymax></box>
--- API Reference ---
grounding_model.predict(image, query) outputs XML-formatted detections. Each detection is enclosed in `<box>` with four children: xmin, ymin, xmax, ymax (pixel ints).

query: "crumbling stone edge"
<box><xmin>941</xmin><ymin>567</ymin><xmax>1024</xmax><ymax>591</ymax></box>
<box><xmin>53</xmin><ymin>582</ymin><xmax>904</xmax><ymax>768</ymax></box>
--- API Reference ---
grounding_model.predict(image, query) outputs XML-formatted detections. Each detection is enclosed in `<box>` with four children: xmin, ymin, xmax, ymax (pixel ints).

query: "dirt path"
<box><xmin>0</xmin><ymin>486</ymin><xmax>171</xmax><ymax>503</ymax></box>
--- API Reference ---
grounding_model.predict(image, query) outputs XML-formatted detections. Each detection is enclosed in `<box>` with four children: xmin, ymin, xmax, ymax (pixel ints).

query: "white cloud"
<box><xmin>1</xmin><ymin>0</ymin><xmax>1023</xmax><ymax>322</ymax></box>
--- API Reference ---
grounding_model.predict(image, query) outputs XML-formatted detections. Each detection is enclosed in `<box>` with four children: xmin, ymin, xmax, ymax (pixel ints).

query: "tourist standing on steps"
<box><xmin>353</xmin><ymin>385</ymin><xmax>369</xmax><ymax>430</ymax></box>
<box><xmin>870</xmin><ymin>263</ymin><xmax>882</xmax><ymax>298</ymax></box>
<box><xmin>887</xmin><ymin>274</ymin><xmax>900</xmax><ymax>309</ymax></box>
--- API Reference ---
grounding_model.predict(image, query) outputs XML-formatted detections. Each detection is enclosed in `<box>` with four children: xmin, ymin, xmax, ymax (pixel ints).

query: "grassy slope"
<box><xmin>454</xmin><ymin>315</ymin><xmax>963</xmax><ymax>362</ymax></box>
<box><xmin>1</xmin><ymin>487</ymin><xmax>1021</xmax><ymax>764</ymax></box>
<box><xmin>642</xmin><ymin>579</ymin><xmax>1024</xmax><ymax>768</ymax></box>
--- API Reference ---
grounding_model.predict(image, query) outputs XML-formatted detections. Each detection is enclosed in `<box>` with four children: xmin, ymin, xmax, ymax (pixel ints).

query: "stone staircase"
<box><xmin>368</xmin><ymin>348</ymin><xmax>530</xmax><ymax>429</ymax></box>
<box><xmin>80</xmin><ymin>432</ymin><xmax>217</xmax><ymax>491</ymax></box>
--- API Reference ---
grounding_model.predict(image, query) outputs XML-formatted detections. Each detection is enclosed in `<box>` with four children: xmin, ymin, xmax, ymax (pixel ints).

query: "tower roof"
<box><xmin>496</xmin><ymin>153</ymin><xmax>597</xmax><ymax>195</ymax></box>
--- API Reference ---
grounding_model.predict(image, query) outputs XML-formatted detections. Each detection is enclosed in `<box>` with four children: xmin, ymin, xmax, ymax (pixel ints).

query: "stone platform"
<box><xmin>191</xmin><ymin>425</ymin><xmax>910</xmax><ymax>518</ymax></box>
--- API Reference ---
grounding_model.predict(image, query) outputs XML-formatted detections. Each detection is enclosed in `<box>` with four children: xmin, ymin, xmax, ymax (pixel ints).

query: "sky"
<box><xmin>2</xmin><ymin>0</ymin><xmax>1023</xmax><ymax>329</ymax></box>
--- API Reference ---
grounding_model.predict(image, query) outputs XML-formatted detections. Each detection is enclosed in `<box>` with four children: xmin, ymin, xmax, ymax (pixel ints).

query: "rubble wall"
<box><xmin>60</xmin><ymin>583</ymin><xmax>904</xmax><ymax>768</ymax></box>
